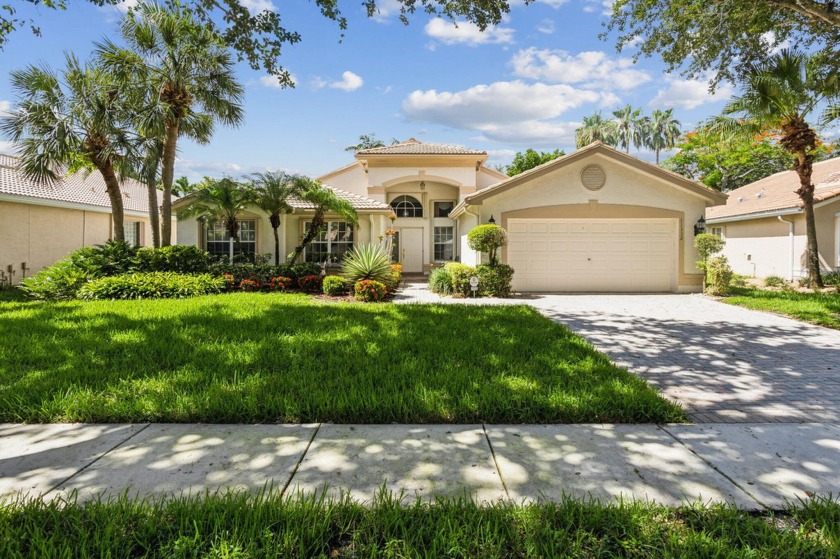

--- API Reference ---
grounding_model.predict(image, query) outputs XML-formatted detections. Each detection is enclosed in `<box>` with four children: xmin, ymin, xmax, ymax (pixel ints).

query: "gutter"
<box><xmin>777</xmin><ymin>215</ymin><xmax>795</xmax><ymax>281</ymax></box>
<box><xmin>706</xmin><ymin>207</ymin><xmax>802</xmax><ymax>224</ymax></box>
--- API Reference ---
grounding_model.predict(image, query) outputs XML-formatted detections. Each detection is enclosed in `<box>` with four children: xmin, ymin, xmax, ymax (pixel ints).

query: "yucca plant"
<box><xmin>341</xmin><ymin>244</ymin><xmax>392</xmax><ymax>283</ymax></box>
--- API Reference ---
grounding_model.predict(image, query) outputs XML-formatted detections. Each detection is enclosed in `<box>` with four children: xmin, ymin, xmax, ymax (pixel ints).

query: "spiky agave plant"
<box><xmin>340</xmin><ymin>244</ymin><xmax>393</xmax><ymax>283</ymax></box>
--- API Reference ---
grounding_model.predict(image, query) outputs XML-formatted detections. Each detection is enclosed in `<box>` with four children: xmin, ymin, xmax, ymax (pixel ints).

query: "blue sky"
<box><xmin>0</xmin><ymin>0</ymin><xmax>739</xmax><ymax>180</ymax></box>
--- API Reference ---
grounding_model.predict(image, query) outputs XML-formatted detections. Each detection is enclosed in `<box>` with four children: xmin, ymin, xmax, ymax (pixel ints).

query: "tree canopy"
<box><xmin>505</xmin><ymin>149</ymin><xmax>565</xmax><ymax>176</ymax></box>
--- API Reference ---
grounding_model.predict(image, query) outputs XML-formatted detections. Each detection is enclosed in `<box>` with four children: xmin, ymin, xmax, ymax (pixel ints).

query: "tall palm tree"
<box><xmin>287</xmin><ymin>179</ymin><xmax>359</xmax><ymax>264</ymax></box>
<box><xmin>1</xmin><ymin>54</ymin><xmax>137</xmax><ymax>241</ymax></box>
<box><xmin>137</xmin><ymin>138</ymin><xmax>163</xmax><ymax>247</ymax></box>
<box><xmin>711</xmin><ymin>50</ymin><xmax>840</xmax><ymax>287</ymax></box>
<box><xmin>98</xmin><ymin>1</ymin><xmax>244</xmax><ymax>247</ymax></box>
<box><xmin>251</xmin><ymin>171</ymin><xmax>301</xmax><ymax>265</ymax></box>
<box><xmin>611</xmin><ymin>104</ymin><xmax>646</xmax><ymax>153</ymax></box>
<box><xmin>575</xmin><ymin>112</ymin><xmax>615</xmax><ymax>148</ymax></box>
<box><xmin>648</xmin><ymin>108</ymin><xmax>682</xmax><ymax>164</ymax></box>
<box><xmin>178</xmin><ymin>177</ymin><xmax>253</xmax><ymax>263</ymax></box>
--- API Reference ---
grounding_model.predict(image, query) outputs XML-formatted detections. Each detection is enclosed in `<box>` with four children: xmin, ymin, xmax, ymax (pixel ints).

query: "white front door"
<box><xmin>400</xmin><ymin>228</ymin><xmax>424</xmax><ymax>273</ymax></box>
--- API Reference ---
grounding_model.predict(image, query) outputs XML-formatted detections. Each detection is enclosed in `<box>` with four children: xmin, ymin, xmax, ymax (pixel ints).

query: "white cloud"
<box><xmin>370</xmin><ymin>0</ymin><xmax>403</xmax><ymax>22</ymax></box>
<box><xmin>240</xmin><ymin>0</ymin><xmax>276</xmax><ymax>13</ymax></box>
<box><xmin>0</xmin><ymin>141</ymin><xmax>17</xmax><ymax>154</ymax></box>
<box><xmin>113</xmin><ymin>0</ymin><xmax>138</xmax><ymax>13</ymax></box>
<box><xmin>424</xmin><ymin>17</ymin><xmax>515</xmax><ymax>46</ymax></box>
<box><xmin>650</xmin><ymin>78</ymin><xmax>734</xmax><ymax>110</ymax></box>
<box><xmin>312</xmin><ymin>71</ymin><xmax>364</xmax><ymax>92</ymax></box>
<box><xmin>0</xmin><ymin>100</ymin><xmax>10</xmax><ymax>113</ymax></box>
<box><xmin>477</xmin><ymin>121</ymin><xmax>580</xmax><ymax>146</ymax></box>
<box><xmin>259</xmin><ymin>74</ymin><xmax>296</xmax><ymax>88</ymax></box>
<box><xmin>583</xmin><ymin>0</ymin><xmax>615</xmax><ymax>15</ymax></box>
<box><xmin>486</xmin><ymin>149</ymin><xmax>517</xmax><ymax>161</ymax></box>
<box><xmin>510</xmin><ymin>48</ymin><xmax>650</xmax><ymax>90</ymax></box>
<box><xmin>760</xmin><ymin>31</ymin><xmax>791</xmax><ymax>55</ymax></box>
<box><xmin>536</xmin><ymin>19</ymin><xmax>555</xmax><ymax>34</ymax></box>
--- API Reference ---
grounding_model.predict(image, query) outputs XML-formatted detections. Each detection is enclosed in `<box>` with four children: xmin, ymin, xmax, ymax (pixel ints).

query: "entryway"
<box><xmin>399</xmin><ymin>228</ymin><xmax>423</xmax><ymax>273</ymax></box>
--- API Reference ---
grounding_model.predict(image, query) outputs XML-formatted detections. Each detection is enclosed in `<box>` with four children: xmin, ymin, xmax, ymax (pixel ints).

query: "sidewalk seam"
<box><xmin>659</xmin><ymin>424</ymin><xmax>769</xmax><ymax>510</ymax></box>
<box><xmin>45</xmin><ymin>423</ymin><xmax>151</xmax><ymax>496</ymax></box>
<box><xmin>482</xmin><ymin>423</ymin><xmax>511</xmax><ymax>502</ymax></box>
<box><xmin>280</xmin><ymin>423</ymin><xmax>321</xmax><ymax>498</ymax></box>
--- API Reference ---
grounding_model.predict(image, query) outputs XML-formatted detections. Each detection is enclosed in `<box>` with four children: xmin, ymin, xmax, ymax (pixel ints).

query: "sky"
<box><xmin>0</xmin><ymin>0</ymin><xmax>741</xmax><ymax>181</ymax></box>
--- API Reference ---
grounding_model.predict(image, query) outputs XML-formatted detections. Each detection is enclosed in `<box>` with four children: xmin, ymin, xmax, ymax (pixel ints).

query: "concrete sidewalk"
<box><xmin>2</xmin><ymin>423</ymin><xmax>839</xmax><ymax>510</ymax></box>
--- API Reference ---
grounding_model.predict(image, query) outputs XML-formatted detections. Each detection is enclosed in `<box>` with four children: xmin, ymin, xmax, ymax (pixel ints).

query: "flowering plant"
<box><xmin>269</xmin><ymin>276</ymin><xmax>292</xmax><ymax>291</ymax></box>
<box><xmin>388</xmin><ymin>212</ymin><xmax>397</xmax><ymax>223</ymax></box>
<box><xmin>354</xmin><ymin>279</ymin><xmax>387</xmax><ymax>302</ymax></box>
<box><xmin>221</xmin><ymin>273</ymin><xmax>237</xmax><ymax>290</ymax></box>
<box><xmin>298</xmin><ymin>274</ymin><xmax>324</xmax><ymax>293</ymax></box>
<box><xmin>384</xmin><ymin>229</ymin><xmax>396</xmax><ymax>236</ymax></box>
<box><xmin>239</xmin><ymin>278</ymin><xmax>262</xmax><ymax>292</ymax></box>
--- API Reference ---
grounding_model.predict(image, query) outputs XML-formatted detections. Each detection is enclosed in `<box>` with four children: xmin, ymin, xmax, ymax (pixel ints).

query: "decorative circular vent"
<box><xmin>580</xmin><ymin>165</ymin><xmax>606</xmax><ymax>191</ymax></box>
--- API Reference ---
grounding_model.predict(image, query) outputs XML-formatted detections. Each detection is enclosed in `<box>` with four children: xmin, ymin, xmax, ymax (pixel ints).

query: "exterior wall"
<box><xmin>477</xmin><ymin>167</ymin><xmax>507</xmax><ymax>190</ymax></box>
<box><xmin>318</xmin><ymin>163</ymin><xmax>368</xmax><ymax>197</ymax></box>
<box><xmin>0</xmin><ymin>199</ymin><xmax>167</xmax><ymax>284</ymax></box>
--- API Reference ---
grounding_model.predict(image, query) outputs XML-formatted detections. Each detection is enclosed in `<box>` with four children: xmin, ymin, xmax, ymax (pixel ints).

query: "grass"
<box><xmin>1</xmin><ymin>491</ymin><xmax>838</xmax><ymax>558</ymax></box>
<box><xmin>724</xmin><ymin>287</ymin><xmax>840</xmax><ymax>329</ymax></box>
<box><xmin>0</xmin><ymin>292</ymin><xmax>683</xmax><ymax>424</ymax></box>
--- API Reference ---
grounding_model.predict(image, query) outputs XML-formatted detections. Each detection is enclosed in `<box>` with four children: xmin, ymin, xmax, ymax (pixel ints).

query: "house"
<box><xmin>705</xmin><ymin>157</ymin><xmax>840</xmax><ymax>280</ymax></box>
<box><xmin>176</xmin><ymin>139</ymin><xmax>726</xmax><ymax>293</ymax></box>
<box><xmin>0</xmin><ymin>154</ymin><xmax>172</xmax><ymax>285</ymax></box>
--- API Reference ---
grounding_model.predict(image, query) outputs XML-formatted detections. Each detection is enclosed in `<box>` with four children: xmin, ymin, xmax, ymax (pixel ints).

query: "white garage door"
<box><xmin>507</xmin><ymin>218</ymin><xmax>678</xmax><ymax>292</ymax></box>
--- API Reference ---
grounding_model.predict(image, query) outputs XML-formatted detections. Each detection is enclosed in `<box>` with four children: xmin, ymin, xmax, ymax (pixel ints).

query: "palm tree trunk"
<box><xmin>96</xmin><ymin>159</ymin><xmax>126</xmax><ymax>242</ymax></box>
<box><xmin>794</xmin><ymin>151</ymin><xmax>823</xmax><ymax>287</ymax></box>
<box><xmin>273</xmin><ymin>225</ymin><xmax>280</xmax><ymax>266</ymax></box>
<box><xmin>288</xmin><ymin>211</ymin><xmax>324</xmax><ymax>264</ymax></box>
<box><xmin>160</xmin><ymin>119</ymin><xmax>180</xmax><ymax>247</ymax></box>
<box><xmin>655</xmin><ymin>149</ymin><xmax>660</xmax><ymax>165</ymax></box>
<box><xmin>146</xmin><ymin>177</ymin><xmax>161</xmax><ymax>248</ymax></box>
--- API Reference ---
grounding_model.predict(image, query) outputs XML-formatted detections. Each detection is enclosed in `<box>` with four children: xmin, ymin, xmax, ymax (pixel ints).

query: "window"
<box><xmin>304</xmin><ymin>221</ymin><xmax>354</xmax><ymax>263</ymax></box>
<box><xmin>434</xmin><ymin>226</ymin><xmax>455</xmax><ymax>261</ymax></box>
<box><xmin>205</xmin><ymin>219</ymin><xmax>256</xmax><ymax>258</ymax></box>
<box><xmin>710</xmin><ymin>226</ymin><xmax>725</xmax><ymax>239</ymax></box>
<box><xmin>124</xmin><ymin>221</ymin><xmax>141</xmax><ymax>247</ymax></box>
<box><xmin>434</xmin><ymin>201</ymin><xmax>454</xmax><ymax>218</ymax></box>
<box><xmin>390</xmin><ymin>195</ymin><xmax>423</xmax><ymax>218</ymax></box>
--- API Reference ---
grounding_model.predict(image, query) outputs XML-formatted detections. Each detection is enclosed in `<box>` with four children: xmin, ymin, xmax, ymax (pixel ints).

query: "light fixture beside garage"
<box><xmin>580</xmin><ymin>165</ymin><xmax>606</xmax><ymax>191</ymax></box>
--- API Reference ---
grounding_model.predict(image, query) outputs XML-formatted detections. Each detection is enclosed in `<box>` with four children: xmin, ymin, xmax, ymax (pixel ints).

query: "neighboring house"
<box><xmin>177</xmin><ymin>139</ymin><xmax>726</xmax><ymax>293</ymax></box>
<box><xmin>706</xmin><ymin>157</ymin><xmax>840</xmax><ymax>281</ymax></box>
<box><xmin>0</xmin><ymin>154</ymin><xmax>172</xmax><ymax>285</ymax></box>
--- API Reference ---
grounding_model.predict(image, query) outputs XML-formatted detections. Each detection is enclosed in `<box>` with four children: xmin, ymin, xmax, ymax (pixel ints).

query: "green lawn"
<box><xmin>0</xmin><ymin>292</ymin><xmax>683</xmax><ymax>424</ymax></box>
<box><xmin>724</xmin><ymin>287</ymin><xmax>840</xmax><ymax>329</ymax></box>
<box><xmin>1</xmin><ymin>492</ymin><xmax>837</xmax><ymax>558</ymax></box>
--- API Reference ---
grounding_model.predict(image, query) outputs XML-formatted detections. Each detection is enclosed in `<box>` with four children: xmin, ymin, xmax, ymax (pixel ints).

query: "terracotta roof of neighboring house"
<box><xmin>0</xmin><ymin>154</ymin><xmax>159</xmax><ymax>213</ymax></box>
<box><xmin>356</xmin><ymin>138</ymin><xmax>487</xmax><ymax>156</ymax></box>
<box><xmin>706</xmin><ymin>157</ymin><xmax>840</xmax><ymax>221</ymax></box>
<box><xmin>287</xmin><ymin>187</ymin><xmax>391</xmax><ymax>211</ymax></box>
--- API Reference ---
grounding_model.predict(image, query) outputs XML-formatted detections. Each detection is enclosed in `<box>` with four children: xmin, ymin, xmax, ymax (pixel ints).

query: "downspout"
<box><xmin>778</xmin><ymin>215</ymin><xmax>794</xmax><ymax>281</ymax></box>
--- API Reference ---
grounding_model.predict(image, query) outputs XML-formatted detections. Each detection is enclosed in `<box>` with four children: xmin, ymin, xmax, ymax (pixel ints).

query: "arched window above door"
<box><xmin>390</xmin><ymin>195</ymin><xmax>423</xmax><ymax>218</ymax></box>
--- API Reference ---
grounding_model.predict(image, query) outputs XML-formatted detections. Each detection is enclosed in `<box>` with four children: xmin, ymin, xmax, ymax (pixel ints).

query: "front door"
<box><xmin>400</xmin><ymin>228</ymin><xmax>424</xmax><ymax>273</ymax></box>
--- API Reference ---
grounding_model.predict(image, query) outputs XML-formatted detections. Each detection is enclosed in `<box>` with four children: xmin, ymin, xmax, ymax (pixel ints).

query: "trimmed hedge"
<box><xmin>322</xmin><ymin>275</ymin><xmax>349</xmax><ymax>296</ymax></box>
<box><xmin>136</xmin><ymin>245</ymin><xmax>211</xmax><ymax>273</ymax></box>
<box><xmin>208</xmin><ymin>262</ymin><xmax>321</xmax><ymax>286</ymax></box>
<box><xmin>354</xmin><ymin>279</ymin><xmax>387</xmax><ymax>302</ymax></box>
<box><xmin>477</xmin><ymin>264</ymin><xmax>514</xmax><ymax>297</ymax></box>
<box><xmin>77</xmin><ymin>273</ymin><xmax>226</xmax><ymax>300</ymax></box>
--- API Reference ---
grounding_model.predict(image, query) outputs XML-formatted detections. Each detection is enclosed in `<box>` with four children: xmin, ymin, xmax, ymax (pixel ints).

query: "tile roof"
<box><xmin>356</xmin><ymin>138</ymin><xmax>487</xmax><ymax>156</ymax></box>
<box><xmin>287</xmin><ymin>186</ymin><xmax>390</xmax><ymax>211</ymax></box>
<box><xmin>707</xmin><ymin>156</ymin><xmax>840</xmax><ymax>221</ymax></box>
<box><xmin>0</xmin><ymin>154</ymin><xmax>158</xmax><ymax>213</ymax></box>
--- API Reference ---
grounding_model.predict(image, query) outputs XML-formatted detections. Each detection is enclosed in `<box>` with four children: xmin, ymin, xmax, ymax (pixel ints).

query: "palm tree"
<box><xmin>178</xmin><ymin>177</ymin><xmax>253</xmax><ymax>263</ymax></box>
<box><xmin>137</xmin><ymin>138</ymin><xmax>163</xmax><ymax>247</ymax></box>
<box><xmin>98</xmin><ymin>1</ymin><xmax>244</xmax><ymax>247</ymax></box>
<box><xmin>612</xmin><ymin>104</ymin><xmax>646</xmax><ymax>153</ymax></box>
<box><xmin>1</xmin><ymin>54</ymin><xmax>137</xmax><ymax>241</ymax></box>
<box><xmin>575</xmin><ymin>112</ymin><xmax>615</xmax><ymax>148</ymax></box>
<box><xmin>648</xmin><ymin>109</ymin><xmax>682</xmax><ymax>164</ymax></box>
<box><xmin>711</xmin><ymin>50</ymin><xmax>840</xmax><ymax>287</ymax></box>
<box><xmin>251</xmin><ymin>171</ymin><xmax>301</xmax><ymax>265</ymax></box>
<box><xmin>287</xmin><ymin>179</ymin><xmax>359</xmax><ymax>264</ymax></box>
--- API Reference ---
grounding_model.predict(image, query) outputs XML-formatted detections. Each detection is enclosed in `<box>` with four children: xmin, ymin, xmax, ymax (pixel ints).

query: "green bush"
<box><xmin>694</xmin><ymin>233</ymin><xmax>725</xmax><ymax>262</ymax></box>
<box><xmin>354</xmin><ymin>279</ymin><xmax>387</xmax><ymax>302</ymax></box>
<box><xmin>208</xmin><ymin>263</ymin><xmax>321</xmax><ymax>286</ymax></box>
<box><xmin>136</xmin><ymin>245</ymin><xmax>211</xmax><ymax>273</ymax></box>
<box><xmin>823</xmin><ymin>271</ymin><xmax>840</xmax><ymax>288</ymax></box>
<box><xmin>428</xmin><ymin>267</ymin><xmax>454</xmax><ymax>295</ymax></box>
<box><xmin>467</xmin><ymin>224</ymin><xmax>508</xmax><ymax>265</ymax></box>
<box><xmin>77</xmin><ymin>273</ymin><xmax>225</xmax><ymax>300</ymax></box>
<box><xmin>706</xmin><ymin>256</ymin><xmax>733</xmax><ymax>296</ymax></box>
<box><xmin>476</xmin><ymin>263</ymin><xmax>514</xmax><ymax>297</ymax></box>
<box><xmin>341</xmin><ymin>244</ymin><xmax>393</xmax><ymax>283</ymax></box>
<box><xmin>764</xmin><ymin>275</ymin><xmax>789</xmax><ymax>288</ymax></box>
<box><xmin>269</xmin><ymin>276</ymin><xmax>292</xmax><ymax>291</ymax></box>
<box><xmin>322</xmin><ymin>275</ymin><xmax>349</xmax><ymax>296</ymax></box>
<box><xmin>382</xmin><ymin>264</ymin><xmax>402</xmax><ymax>294</ymax></box>
<box><xmin>19</xmin><ymin>260</ymin><xmax>96</xmax><ymax>300</ymax></box>
<box><xmin>68</xmin><ymin>240</ymin><xmax>139</xmax><ymax>276</ymax></box>
<box><xmin>444</xmin><ymin>262</ymin><xmax>477</xmax><ymax>296</ymax></box>
<box><xmin>730</xmin><ymin>274</ymin><xmax>748</xmax><ymax>288</ymax></box>
<box><xmin>290</xmin><ymin>262</ymin><xmax>322</xmax><ymax>279</ymax></box>
<box><xmin>297</xmin><ymin>274</ymin><xmax>323</xmax><ymax>293</ymax></box>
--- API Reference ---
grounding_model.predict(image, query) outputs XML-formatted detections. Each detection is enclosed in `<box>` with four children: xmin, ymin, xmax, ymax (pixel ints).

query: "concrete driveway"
<box><xmin>530</xmin><ymin>294</ymin><xmax>840</xmax><ymax>423</ymax></box>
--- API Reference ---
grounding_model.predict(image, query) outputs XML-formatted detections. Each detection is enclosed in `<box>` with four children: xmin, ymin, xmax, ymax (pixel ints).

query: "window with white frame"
<box><xmin>390</xmin><ymin>195</ymin><xmax>423</xmax><ymax>218</ymax></box>
<box><xmin>710</xmin><ymin>226</ymin><xmax>725</xmax><ymax>239</ymax></box>
<box><xmin>434</xmin><ymin>201</ymin><xmax>454</xmax><ymax>218</ymax></box>
<box><xmin>124</xmin><ymin>221</ymin><xmax>141</xmax><ymax>247</ymax></box>
<box><xmin>304</xmin><ymin>221</ymin><xmax>354</xmax><ymax>263</ymax></box>
<box><xmin>434</xmin><ymin>226</ymin><xmax>455</xmax><ymax>261</ymax></box>
<box><xmin>205</xmin><ymin>219</ymin><xmax>256</xmax><ymax>258</ymax></box>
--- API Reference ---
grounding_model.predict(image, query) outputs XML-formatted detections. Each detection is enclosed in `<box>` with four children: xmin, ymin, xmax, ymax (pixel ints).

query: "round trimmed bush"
<box><xmin>322</xmin><ymin>275</ymin><xmax>349</xmax><ymax>296</ymax></box>
<box><xmin>354</xmin><ymin>279</ymin><xmax>387</xmax><ymax>302</ymax></box>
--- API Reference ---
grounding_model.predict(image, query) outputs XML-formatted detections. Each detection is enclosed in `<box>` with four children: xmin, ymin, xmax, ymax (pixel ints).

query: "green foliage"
<box><xmin>77</xmin><ymin>272</ymin><xmax>225</xmax><ymax>300</ymax></box>
<box><xmin>726</xmin><ymin>288</ymin><xmax>840</xmax><ymax>329</ymax></box>
<box><xmin>19</xmin><ymin>260</ymin><xmax>96</xmax><ymax>301</ymax></box>
<box><xmin>823</xmin><ymin>271</ymin><xmax>840</xmax><ymax>287</ymax></box>
<box><xmin>694</xmin><ymin>234</ymin><xmax>725</xmax><ymax>262</ymax></box>
<box><xmin>344</xmin><ymin>133</ymin><xmax>400</xmax><ymax>152</ymax></box>
<box><xmin>340</xmin><ymin>243</ymin><xmax>393</xmax><ymax>283</ymax></box>
<box><xmin>297</xmin><ymin>274</ymin><xmax>323</xmax><ymax>293</ymax></box>
<box><xmin>381</xmin><ymin>264</ymin><xmax>402</xmax><ymax>294</ymax></box>
<box><xmin>354</xmin><ymin>279</ymin><xmax>387</xmax><ymax>302</ymax></box>
<box><xmin>322</xmin><ymin>275</ymin><xmax>349</xmax><ymax>296</ymax></box>
<box><xmin>208</xmin><ymin>263</ymin><xmax>320</xmax><ymax>285</ymax></box>
<box><xmin>467</xmin><ymin>225</ymin><xmax>508</xmax><ymax>266</ymax></box>
<box><xmin>505</xmin><ymin>148</ymin><xmax>564</xmax><ymax>176</ymax></box>
<box><xmin>705</xmin><ymin>256</ymin><xmax>733</xmax><ymax>296</ymax></box>
<box><xmin>136</xmin><ymin>245</ymin><xmax>211</xmax><ymax>273</ymax></box>
<box><xmin>268</xmin><ymin>276</ymin><xmax>292</xmax><ymax>291</ymax></box>
<box><xmin>764</xmin><ymin>275</ymin><xmax>789</xmax><ymax>288</ymax></box>
<box><xmin>576</xmin><ymin>112</ymin><xmax>614</xmax><ymax>147</ymax></box>
<box><xmin>444</xmin><ymin>262</ymin><xmax>477</xmax><ymax>296</ymax></box>
<box><xmin>730</xmin><ymin>274</ymin><xmax>748</xmax><ymax>288</ymax></box>
<box><xmin>428</xmin><ymin>267</ymin><xmax>454</xmax><ymax>295</ymax></box>
<box><xmin>576</xmin><ymin>106</ymin><xmax>681</xmax><ymax>161</ymax></box>
<box><xmin>476</xmin><ymin>264</ymin><xmax>514</xmax><ymax>297</ymax></box>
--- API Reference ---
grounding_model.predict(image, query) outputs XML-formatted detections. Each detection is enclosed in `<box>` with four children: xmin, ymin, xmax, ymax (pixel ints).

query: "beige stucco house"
<box><xmin>176</xmin><ymin>139</ymin><xmax>726</xmax><ymax>293</ymax></box>
<box><xmin>0</xmin><ymin>154</ymin><xmax>172</xmax><ymax>285</ymax></box>
<box><xmin>706</xmin><ymin>157</ymin><xmax>840</xmax><ymax>281</ymax></box>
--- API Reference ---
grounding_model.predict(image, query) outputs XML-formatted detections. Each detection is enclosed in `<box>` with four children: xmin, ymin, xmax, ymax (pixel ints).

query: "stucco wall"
<box><xmin>319</xmin><ymin>163</ymin><xmax>368</xmax><ymax>197</ymax></box>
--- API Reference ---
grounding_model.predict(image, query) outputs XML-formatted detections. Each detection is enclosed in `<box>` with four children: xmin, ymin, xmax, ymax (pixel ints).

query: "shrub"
<box><xmin>706</xmin><ymin>256</ymin><xmax>733</xmax><ymax>296</ymax></box>
<box><xmin>239</xmin><ymin>278</ymin><xmax>262</xmax><ymax>292</ymax></box>
<box><xmin>428</xmin><ymin>267</ymin><xmax>453</xmax><ymax>295</ymax></box>
<box><xmin>467</xmin><ymin>225</ymin><xmax>508</xmax><ymax>265</ymax></box>
<box><xmin>476</xmin><ymin>263</ymin><xmax>514</xmax><ymax>297</ymax></box>
<box><xmin>341</xmin><ymin>244</ymin><xmax>393</xmax><ymax>283</ymax></box>
<box><xmin>322</xmin><ymin>275</ymin><xmax>349</xmax><ymax>296</ymax></box>
<box><xmin>730</xmin><ymin>274</ymin><xmax>748</xmax><ymax>288</ymax></box>
<box><xmin>136</xmin><ymin>245</ymin><xmax>211</xmax><ymax>273</ymax></box>
<box><xmin>444</xmin><ymin>262</ymin><xmax>477</xmax><ymax>296</ymax></box>
<box><xmin>354</xmin><ymin>279</ymin><xmax>387</xmax><ymax>302</ymax></box>
<box><xmin>823</xmin><ymin>271</ymin><xmax>840</xmax><ymax>288</ymax></box>
<box><xmin>221</xmin><ymin>273</ymin><xmax>237</xmax><ymax>290</ymax></box>
<box><xmin>764</xmin><ymin>275</ymin><xmax>788</xmax><ymax>288</ymax></box>
<box><xmin>694</xmin><ymin>233</ymin><xmax>725</xmax><ymax>262</ymax></box>
<box><xmin>208</xmin><ymin>263</ymin><xmax>322</xmax><ymax>286</ymax></box>
<box><xmin>382</xmin><ymin>264</ymin><xmax>402</xmax><ymax>294</ymax></box>
<box><xmin>77</xmin><ymin>273</ymin><xmax>225</xmax><ymax>300</ymax></box>
<box><xmin>290</xmin><ymin>262</ymin><xmax>322</xmax><ymax>279</ymax></box>
<box><xmin>68</xmin><ymin>240</ymin><xmax>139</xmax><ymax>276</ymax></box>
<box><xmin>298</xmin><ymin>274</ymin><xmax>323</xmax><ymax>293</ymax></box>
<box><xmin>19</xmin><ymin>259</ymin><xmax>96</xmax><ymax>300</ymax></box>
<box><xmin>269</xmin><ymin>276</ymin><xmax>293</xmax><ymax>291</ymax></box>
